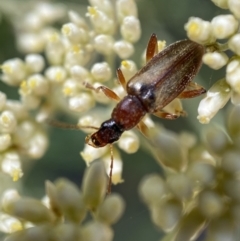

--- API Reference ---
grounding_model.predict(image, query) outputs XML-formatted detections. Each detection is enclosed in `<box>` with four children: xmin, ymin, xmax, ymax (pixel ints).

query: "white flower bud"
<box><xmin>1</xmin><ymin>189</ymin><xmax>20</xmax><ymax>210</ymax></box>
<box><xmin>1</xmin><ymin>152</ymin><xmax>23</xmax><ymax>181</ymax></box>
<box><xmin>184</xmin><ymin>17</ymin><xmax>214</xmax><ymax>44</ymax></box>
<box><xmin>0</xmin><ymin>111</ymin><xmax>17</xmax><ymax>133</ymax></box>
<box><xmin>1</xmin><ymin>58</ymin><xmax>27</xmax><ymax>86</ymax></box>
<box><xmin>187</xmin><ymin>162</ymin><xmax>216</xmax><ymax>187</ymax></box>
<box><xmin>21</xmin><ymin>94</ymin><xmax>41</xmax><ymax>110</ymax></box>
<box><xmin>82</xmin><ymin>161</ymin><xmax>108</xmax><ymax>210</ymax></box>
<box><xmin>228</xmin><ymin>0</ymin><xmax>240</xmax><ymax>19</ymax></box>
<box><xmin>86</xmin><ymin>7</ymin><xmax>114</xmax><ymax>34</ymax></box>
<box><xmin>199</xmin><ymin>191</ymin><xmax>224</xmax><ymax>218</ymax></box>
<box><xmin>116</xmin><ymin>0</ymin><xmax>138</xmax><ymax>23</ymax></box>
<box><xmin>88</xmin><ymin>0</ymin><xmax>114</xmax><ymax>18</ymax></box>
<box><xmin>167</xmin><ymin>173</ymin><xmax>193</xmax><ymax>200</ymax></box>
<box><xmin>94</xmin><ymin>34</ymin><xmax>114</xmax><ymax>55</ymax></box>
<box><xmin>81</xmin><ymin>221</ymin><xmax>113</xmax><ymax>241</ymax></box>
<box><xmin>17</xmin><ymin>33</ymin><xmax>45</xmax><ymax>53</ymax></box>
<box><xmin>0</xmin><ymin>92</ymin><xmax>6</xmax><ymax>111</ymax></box>
<box><xmin>68</xmin><ymin>11</ymin><xmax>88</xmax><ymax>29</ymax></box>
<box><xmin>231</xmin><ymin>90</ymin><xmax>240</xmax><ymax>105</ymax></box>
<box><xmin>96</xmin><ymin>193</ymin><xmax>125</xmax><ymax>225</ymax></box>
<box><xmin>35</xmin><ymin>2</ymin><xmax>66</xmax><ymax>24</ymax></box>
<box><xmin>229</xmin><ymin>34</ymin><xmax>240</xmax><ymax>55</ymax></box>
<box><xmin>45</xmin><ymin>32</ymin><xmax>65</xmax><ymax>65</ymax></box>
<box><xmin>226</xmin><ymin>59</ymin><xmax>240</xmax><ymax>94</ymax></box>
<box><xmin>20</xmin><ymin>74</ymin><xmax>48</xmax><ymax>96</ymax></box>
<box><xmin>64</xmin><ymin>46</ymin><xmax>91</xmax><ymax>70</ymax></box>
<box><xmin>91</xmin><ymin>62</ymin><xmax>112</xmax><ymax>82</ymax></box>
<box><xmin>70</xmin><ymin>65</ymin><xmax>92</xmax><ymax>83</ymax></box>
<box><xmin>202</xmin><ymin>51</ymin><xmax>228</xmax><ymax>70</ymax></box>
<box><xmin>81</xmin><ymin>144</ymin><xmax>108</xmax><ymax>165</ymax></box>
<box><xmin>26</xmin><ymin>131</ymin><xmax>48</xmax><ymax>159</ymax></box>
<box><xmin>68</xmin><ymin>93</ymin><xmax>95</xmax><ymax>112</ymax></box>
<box><xmin>211</xmin><ymin>14</ymin><xmax>239</xmax><ymax>39</ymax></box>
<box><xmin>113</xmin><ymin>40</ymin><xmax>134</xmax><ymax>59</ymax></box>
<box><xmin>78</xmin><ymin>115</ymin><xmax>101</xmax><ymax>134</ymax></box>
<box><xmin>62</xmin><ymin>23</ymin><xmax>89</xmax><ymax>44</ymax></box>
<box><xmin>120</xmin><ymin>60</ymin><xmax>137</xmax><ymax>81</ymax></box>
<box><xmin>23</xmin><ymin>12</ymin><xmax>44</xmax><ymax>31</ymax></box>
<box><xmin>0</xmin><ymin>134</ymin><xmax>11</xmax><ymax>152</ymax></box>
<box><xmin>118</xmin><ymin>131</ymin><xmax>139</xmax><ymax>153</ymax></box>
<box><xmin>121</xmin><ymin>16</ymin><xmax>141</xmax><ymax>43</ymax></box>
<box><xmin>139</xmin><ymin>174</ymin><xmax>169</xmax><ymax>205</ymax></box>
<box><xmin>45</xmin><ymin>66</ymin><xmax>67</xmax><ymax>83</ymax></box>
<box><xmin>211</xmin><ymin>0</ymin><xmax>229</xmax><ymax>9</ymax></box>
<box><xmin>62</xmin><ymin>79</ymin><xmax>79</xmax><ymax>97</ymax></box>
<box><xmin>5</xmin><ymin>100</ymin><xmax>28</xmax><ymax>120</ymax></box>
<box><xmin>197</xmin><ymin>79</ymin><xmax>231</xmax><ymax>124</ymax></box>
<box><xmin>25</xmin><ymin>54</ymin><xmax>45</xmax><ymax>73</ymax></box>
<box><xmin>0</xmin><ymin>213</ymin><xmax>22</xmax><ymax>233</ymax></box>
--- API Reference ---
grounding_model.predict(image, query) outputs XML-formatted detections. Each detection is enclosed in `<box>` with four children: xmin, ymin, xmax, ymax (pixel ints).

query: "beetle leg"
<box><xmin>137</xmin><ymin>120</ymin><xmax>150</xmax><ymax>138</ymax></box>
<box><xmin>116</xmin><ymin>68</ymin><xmax>127</xmax><ymax>91</ymax></box>
<box><xmin>107</xmin><ymin>144</ymin><xmax>114</xmax><ymax>194</ymax></box>
<box><xmin>146</xmin><ymin>33</ymin><xmax>158</xmax><ymax>62</ymax></box>
<box><xmin>153</xmin><ymin>110</ymin><xmax>180</xmax><ymax>120</ymax></box>
<box><xmin>178</xmin><ymin>81</ymin><xmax>206</xmax><ymax>99</ymax></box>
<box><xmin>84</xmin><ymin>82</ymin><xmax>121</xmax><ymax>102</ymax></box>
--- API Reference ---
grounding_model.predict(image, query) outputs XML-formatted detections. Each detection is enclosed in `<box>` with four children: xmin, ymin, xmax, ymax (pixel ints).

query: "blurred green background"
<box><xmin>0</xmin><ymin>0</ymin><xmax>227</xmax><ymax>240</ymax></box>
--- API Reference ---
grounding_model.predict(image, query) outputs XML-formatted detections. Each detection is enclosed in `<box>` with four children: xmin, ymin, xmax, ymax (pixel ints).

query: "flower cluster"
<box><xmin>0</xmin><ymin>0</ymin><xmax>143</xmax><ymax>184</ymax></box>
<box><xmin>1</xmin><ymin>161</ymin><xmax>125</xmax><ymax>241</ymax></box>
<box><xmin>139</xmin><ymin>105</ymin><xmax>240</xmax><ymax>240</ymax></box>
<box><xmin>184</xmin><ymin>0</ymin><xmax>240</xmax><ymax>124</ymax></box>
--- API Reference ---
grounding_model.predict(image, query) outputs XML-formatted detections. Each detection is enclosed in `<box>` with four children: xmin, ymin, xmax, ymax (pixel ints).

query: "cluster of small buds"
<box><xmin>0</xmin><ymin>92</ymin><xmax>48</xmax><ymax>181</ymax></box>
<box><xmin>139</xmin><ymin>105</ymin><xmax>240</xmax><ymax>240</ymax></box>
<box><xmin>185</xmin><ymin>2</ymin><xmax>240</xmax><ymax>123</ymax></box>
<box><xmin>0</xmin><ymin>0</ymin><xmax>143</xmax><ymax>183</ymax></box>
<box><xmin>1</xmin><ymin>161</ymin><xmax>125</xmax><ymax>241</ymax></box>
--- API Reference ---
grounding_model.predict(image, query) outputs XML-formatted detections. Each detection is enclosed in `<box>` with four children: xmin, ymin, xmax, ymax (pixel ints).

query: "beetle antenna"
<box><xmin>47</xmin><ymin>119</ymin><xmax>99</xmax><ymax>131</ymax></box>
<box><xmin>107</xmin><ymin>144</ymin><xmax>114</xmax><ymax>194</ymax></box>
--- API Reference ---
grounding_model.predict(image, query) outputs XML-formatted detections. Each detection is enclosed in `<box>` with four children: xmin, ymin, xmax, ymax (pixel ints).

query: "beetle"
<box><xmin>50</xmin><ymin>33</ymin><xmax>206</xmax><ymax>193</ymax></box>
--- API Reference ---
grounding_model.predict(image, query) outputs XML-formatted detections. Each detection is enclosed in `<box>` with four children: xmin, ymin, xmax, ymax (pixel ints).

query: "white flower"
<box><xmin>228</xmin><ymin>0</ymin><xmax>240</xmax><ymax>19</ymax></box>
<box><xmin>226</xmin><ymin>59</ymin><xmax>240</xmax><ymax>94</ymax></box>
<box><xmin>211</xmin><ymin>14</ymin><xmax>239</xmax><ymax>39</ymax></box>
<box><xmin>202</xmin><ymin>52</ymin><xmax>228</xmax><ymax>70</ymax></box>
<box><xmin>197</xmin><ymin>79</ymin><xmax>231</xmax><ymax>124</ymax></box>
<box><xmin>113</xmin><ymin>40</ymin><xmax>134</xmax><ymax>59</ymax></box>
<box><xmin>91</xmin><ymin>62</ymin><xmax>112</xmax><ymax>82</ymax></box>
<box><xmin>0</xmin><ymin>111</ymin><xmax>17</xmax><ymax>133</ymax></box>
<box><xmin>0</xmin><ymin>213</ymin><xmax>22</xmax><ymax>233</ymax></box>
<box><xmin>228</xmin><ymin>33</ymin><xmax>240</xmax><ymax>56</ymax></box>
<box><xmin>120</xmin><ymin>16</ymin><xmax>141</xmax><ymax>43</ymax></box>
<box><xmin>211</xmin><ymin>0</ymin><xmax>229</xmax><ymax>9</ymax></box>
<box><xmin>68</xmin><ymin>93</ymin><xmax>95</xmax><ymax>112</ymax></box>
<box><xmin>94</xmin><ymin>34</ymin><xmax>114</xmax><ymax>55</ymax></box>
<box><xmin>1</xmin><ymin>152</ymin><xmax>23</xmax><ymax>181</ymax></box>
<box><xmin>45</xmin><ymin>66</ymin><xmax>67</xmax><ymax>83</ymax></box>
<box><xmin>116</xmin><ymin>0</ymin><xmax>138</xmax><ymax>23</ymax></box>
<box><xmin>25</xmin><ymin>54</ymin><xmax>45</xmax><ymax>73</ymax></box>
<box><xmin>0</xmin><ymin>134</ymin><xmax>11</xmax><ymax>152</ymax></box>
<box><xmin>184</xmin><ymin>17</ymin><xmax>214</xmax><ymax>44</ymax></box>
<box><xmin>118</xmin><ymin>131</ymin><xmax>139</xmax><ymax>153</ymax></box>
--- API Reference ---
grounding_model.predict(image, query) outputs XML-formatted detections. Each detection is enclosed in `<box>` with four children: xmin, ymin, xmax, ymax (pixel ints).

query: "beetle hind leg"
<box><xmin>146</xmin><ymin>33</ymin><xmax>159</xmax><ymax>62</ymax></box>
<box><xmin>178</xmin><ymin>81</ymin><xmax>206</xmax><ymax>99</ymax></box>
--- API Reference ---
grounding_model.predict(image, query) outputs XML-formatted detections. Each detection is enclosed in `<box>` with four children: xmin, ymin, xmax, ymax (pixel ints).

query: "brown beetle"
<box><xmin>50</xmin><ymin>34</ymin><xmax>206</xmax><ymax>193</ymax></box>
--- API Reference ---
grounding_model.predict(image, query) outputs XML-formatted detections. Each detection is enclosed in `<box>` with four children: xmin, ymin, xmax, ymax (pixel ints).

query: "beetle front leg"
<box><xmin>153</xmin><ymin>110</ymin><xmax>180</xmax><ymax>120</ymax></box>
<box><xmin>178</xmin><ymin>81</ymin><xmax>206</xmax><ymax>99</ymax></box>
<box><xmin>83</xmin><ymin>82</ymin><xmax>121</xmax><ymax>102</ymax></box>
<box><xmin>146</xmin><ymin>33</ymin><xmax>159</xmax><ymax>62</ymax></box>
<box><xmin>116</xmin><ymin>68</ymin><xmax>127</xmax><ymax>91</ymax></box>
